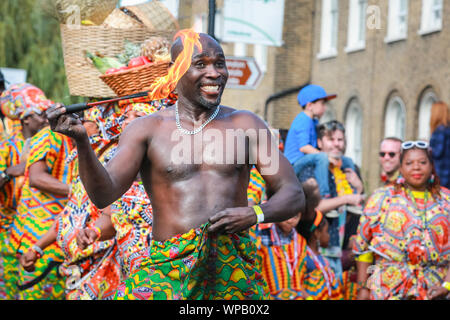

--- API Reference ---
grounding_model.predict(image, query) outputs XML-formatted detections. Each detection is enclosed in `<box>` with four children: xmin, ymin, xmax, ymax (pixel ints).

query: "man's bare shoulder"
<box><xmin>220</xmin><ymin>106</ymin><xmax>267</xmax><ymax>129</ymax></box>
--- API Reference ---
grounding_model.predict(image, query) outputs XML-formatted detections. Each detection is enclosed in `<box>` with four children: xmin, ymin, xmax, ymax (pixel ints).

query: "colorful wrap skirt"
<box><xmin>114</xmin><ymin>223</ymin><xmax>269</xmax><ymax>300</ymax></box>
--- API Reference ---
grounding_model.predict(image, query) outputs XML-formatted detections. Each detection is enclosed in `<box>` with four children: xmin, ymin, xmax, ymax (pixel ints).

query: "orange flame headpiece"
<box><xmin>145</xmin><ymin>29</ymin><xmax>202</xmax><ymax>101</ymax></box>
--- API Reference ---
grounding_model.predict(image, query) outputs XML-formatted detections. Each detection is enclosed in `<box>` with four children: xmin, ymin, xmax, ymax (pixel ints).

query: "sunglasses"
<box><xmin>401</xmin><ymin>141</ymin><xmax>429</xmax><ymax>150</ymax></box>
<box><xmin>379</xmin><ymin>152</ymin><xmax>397</xmax><ymax>158</ymax></box>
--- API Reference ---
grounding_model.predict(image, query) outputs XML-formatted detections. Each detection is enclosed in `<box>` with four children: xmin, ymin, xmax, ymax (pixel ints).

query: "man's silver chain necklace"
<box><xmin>175</xmin><ymin>103</ymin><xmax>221</xmax><ymax>135</ymax></box>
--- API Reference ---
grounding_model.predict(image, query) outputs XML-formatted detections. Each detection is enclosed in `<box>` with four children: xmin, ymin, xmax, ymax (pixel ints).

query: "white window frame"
<box><xmin>419</xmin><ymin>0</ymin><xmax>443</xmax><ymax>35</ymax></box>
<box><xmin>345</xmin><ymin>99</ymin><xmax>363</xmax><ymax>167</ymax></box>
<box><xmin>345</xmin><ymin>0</ymin><xmax>368</xmax><ymax>53</ymax></box>
<box><xmin>385</xmin><ymin>0</ymin><xmax>409</xmax><ymax>43</ymax></box>
<box><xmin>253</xmin><ymin>44</ymin><xmax>268</xmax><ymax>74</ymax></box>
<box><xmin>385</xmin><ymin>96</ymin><xmax>406</xmax><ymax>140</ymax></box>
<box><xmin>318</xmin><ymin>0</ymin><xmax>339</xmax><ymax>60</ymax></box>
<box><xmin>418</xmin><ymin>90</ymin><xmax>438</xmax><ymax>140</ymax></box>
<box><xmin>193</xmin><ymin>13</ymin><xmax>208</xmax><ymax>33</ymax></box>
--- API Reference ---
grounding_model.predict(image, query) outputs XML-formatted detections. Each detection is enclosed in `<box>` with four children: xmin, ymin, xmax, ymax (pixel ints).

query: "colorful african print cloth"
<box><xmin>247</xmin><ymin>167</ymin><xmax>266</xmax><ymax>205</ymax></box>
<box><xmin>114</xmin><ymin>223</ymin><xmax>269</xmax><ymax>300</ymax></box>
<box><xmin>56</xmin><ymin>141</ymin><xmax>121</xmax><ymax>300</ymax></box>
<box><xmin>256</xmin><ymin>224</ymin><xmax>308</xmax><ymax>300</ymax></box>
<box><xmin>341</xmin><ymin>269</ymin><xmax>358</xmax><ymax>300</ymax></box>
<box><xmin>0</xmin><ymin>131</ymin><xmax>27</xmax><ymax>299</ymax></box>
<box><xmin>7</xmin><ymin>126</ymin><xmax>75</xmax><ymax>299</ymax></box>
<box><xmin>0</xmin><ymin>118</ymin><xmax>22</xmax><ymax>139</ymax></box>
<box><xmin>353</xmin><ymin>185</ymin><xmax>450</xmax><ymax>300</ymax></box>
<box><xmin>0</xmin><ymin>131</ymin><xmax>27</xmax><ymax>233</ymax></box>
<box><xmin>0</xmin><ymin>83</ymin><xmax>52</xmax><ymax>120</ymax></box>
<box><xmin>302</xmin><ymin>246</ymin><xmax>343</xmax><ymax>300</ymax></box>
<box><xmin>111</xmin><ymin>180</ymin><xmax>152</xmax><ymax>277</ymax></box>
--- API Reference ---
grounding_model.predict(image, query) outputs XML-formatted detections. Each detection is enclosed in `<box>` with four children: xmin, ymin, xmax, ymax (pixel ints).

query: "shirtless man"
<box><xmin>46</xmin><ymin>32</ymin><xmax>304</xmax><ymax>300</ymax></box>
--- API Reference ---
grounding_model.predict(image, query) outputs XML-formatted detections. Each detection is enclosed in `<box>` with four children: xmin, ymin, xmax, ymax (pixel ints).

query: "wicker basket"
<box><xmin>60</xmin><ymin>24</ymin><xmax>174</xmax><ymax>97</ymax></box>
<box><xmin>122</xmin><ymin>1</ymin><xmax>179</xmax><ymax>31</ymax></box>
<box><xmin>99</xmin><ymin>61</ymin><xmax>170</xmax><ymax>97</ymax></box>
<box><xmin>40</xmin><ymin>0</ymin><xmax>119</xmax><ymax>25</ymax></box>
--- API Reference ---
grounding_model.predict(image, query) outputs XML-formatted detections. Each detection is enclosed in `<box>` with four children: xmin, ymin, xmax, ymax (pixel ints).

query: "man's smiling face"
<box><xmin>176</xmin><ymin>34</ymin><xmax>229</xmax><ymax>110</ymax></box>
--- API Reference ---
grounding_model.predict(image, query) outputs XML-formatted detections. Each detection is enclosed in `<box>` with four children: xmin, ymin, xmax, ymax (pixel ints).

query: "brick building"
<box><xmin>310</xmin><ymin>0</ymin><xmax>449</xmax><ymax>193</ymax></box>
<box><xmin>175</xmin><ymin>0</ymin><xmax>448</xmax><ymax>194</ymax></box>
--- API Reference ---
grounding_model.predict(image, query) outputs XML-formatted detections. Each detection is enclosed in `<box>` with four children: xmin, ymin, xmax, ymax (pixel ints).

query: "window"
<box><xmin>418</xmin><ymin>90</ymin><xmax>438</xmax><ymax>140</ymax></box>
<box><xmin>253</xmin><ymin>44</ymin><xmax>268</xmax><ymax>74</ymax></box>
<box><xmin>346</xmin><ymin>0</ymin><xmax>368</xmax><ymax>52</ymax></box>
<box><xmin>385</xmin><ymin>0</ymin><xmax>409</xmax><ymax>43</ymax></box>
<box><xmin>193</xmin><ymin>13</ymin><xmax>208</xmax><ymax>33</ymax></box>
<box><xmin>345</xmin><ymin>99</ymin><xmax>363</xmax><ymax>167</ymax></box>
<box><xmin>419</xmin><ymin>0</ymin><xmax>443</xmax><ymax>35</ymax></box>
<box><xmin>193</xmin><ymin>9</ymin><xmax>222</xmax><ymax>36</ymax></box>
<box><xmin>233</xmin><ymin>43</ymin><xmax>247</xmax><ymax>57</ymax></box>
<box><xmin>318</xmin><ymin>0</ymin><xmax>339</xmax><ymax>59</ymax></box>
<box><xmin>385</xmin><ymin>96</ymin><xmax>406</xmax><ymax>140</ymax></box>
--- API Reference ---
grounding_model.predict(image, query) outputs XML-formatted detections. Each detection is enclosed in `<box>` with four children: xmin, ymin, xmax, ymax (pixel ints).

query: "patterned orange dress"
<box><xmin>353</xmin><ymin>185</ymin><xmax>450</xmax><ymax>300</ymax></box>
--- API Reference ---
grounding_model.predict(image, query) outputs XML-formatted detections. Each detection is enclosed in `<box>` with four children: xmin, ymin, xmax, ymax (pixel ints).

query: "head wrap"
<box><xmin>0</xmin><ymin>83</ymin><xmax>53</xmax><ymax>120</ymax></box>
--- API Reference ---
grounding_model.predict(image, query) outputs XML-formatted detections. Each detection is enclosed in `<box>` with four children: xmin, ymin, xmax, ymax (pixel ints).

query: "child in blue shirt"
<box><xmin>284</xmin><ymin>85</ymin><xmax>356</xmax><ymax>199</ymax></box>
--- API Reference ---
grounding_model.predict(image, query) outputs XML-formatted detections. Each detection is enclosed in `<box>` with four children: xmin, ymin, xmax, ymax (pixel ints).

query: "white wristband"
<box><xmin>32</xmin><ymin>245</ymin><xmax>44</xmax><ymax>257</ymax></box>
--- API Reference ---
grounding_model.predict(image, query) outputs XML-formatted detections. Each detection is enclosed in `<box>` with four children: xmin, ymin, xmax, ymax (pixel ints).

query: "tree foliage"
<box><xmin>0</xmin><ymin>0</ymin><xmax>83</xmax><ymax>104</ymax></box>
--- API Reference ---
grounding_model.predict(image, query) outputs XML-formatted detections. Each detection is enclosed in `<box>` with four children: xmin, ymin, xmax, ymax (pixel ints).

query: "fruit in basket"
<box><xmin>128</xmin><ymin>56</ymin><xmax>151</xmax><ymax>68</ymax></box>
<box><xmin>117</xmin><ymin>40</ymin><xmax>143</xmax><ymax>65</ymax></box>
<box><xmin>86</xmin><ymin>51</ymin><xmax>125</xmax><ymax>74</ymax></box>
<box><xmin>140</xmin><ymin>37</ymin><xmax>171</xmax><ymax>63</ymax></box>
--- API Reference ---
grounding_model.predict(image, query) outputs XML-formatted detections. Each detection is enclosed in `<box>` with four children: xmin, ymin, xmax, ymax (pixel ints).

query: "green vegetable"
<box><xmin>86</xmin><ymin>51</ymin><xmax>125</xmax><ymax>74</ymax></box>
<box><xmin>116</xmin><ymin>40</ymin><xmax>142</xmax><ymax>65</ymax></box>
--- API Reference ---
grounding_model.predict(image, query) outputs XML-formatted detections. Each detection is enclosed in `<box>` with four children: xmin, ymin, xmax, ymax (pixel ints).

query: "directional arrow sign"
<box><xmin>225</xmin><ymin>56</ymin><xmax>262</xmax><ymax>90</ymax></box>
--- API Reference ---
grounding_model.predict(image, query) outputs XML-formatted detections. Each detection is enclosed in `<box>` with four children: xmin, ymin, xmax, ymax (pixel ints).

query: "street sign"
<box><xmin>222</xmin><ymin>0</ymin><xmax>285</xmax><ymax>47</ymax></box>
<box><xmin>225</xmin><ymin>56</ymin><xmax>262</xmax><ymax>90</ymax></box>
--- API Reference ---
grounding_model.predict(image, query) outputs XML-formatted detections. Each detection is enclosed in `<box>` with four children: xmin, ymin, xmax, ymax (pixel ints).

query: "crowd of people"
<box><xmin>0</xmin><ymin>30</ymin><xmax>448</xmax><ymax>300</ymax></box>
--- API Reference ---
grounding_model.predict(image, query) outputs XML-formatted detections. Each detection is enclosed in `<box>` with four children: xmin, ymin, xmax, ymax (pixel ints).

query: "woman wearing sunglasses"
<box><xmin>353</xmin><ymin>141</ymin><xmax>449</xmax><ymax>300</ymax></box>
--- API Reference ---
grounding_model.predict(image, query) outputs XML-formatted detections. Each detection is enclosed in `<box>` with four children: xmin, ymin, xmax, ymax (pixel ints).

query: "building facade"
<box><xmin>176</xmin><ymin>0</ymin><xmax>448</xmax><ymax>194</ymax></box>
<box><xmin>310</xmin><ymin>0</ymin><xmax>449</xmax><ymax>193</ymax></box>
<box><xmin>177</xmin><ymin>0</ymin><xmax>314</xmax><ymax>128</ymax></box>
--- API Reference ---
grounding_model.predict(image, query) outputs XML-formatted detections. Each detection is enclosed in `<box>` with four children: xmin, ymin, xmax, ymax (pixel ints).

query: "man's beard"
<box><xmin>198</xmin><ymin>92</ymin><xmax>223</xmax><ymax>110</ymax></box>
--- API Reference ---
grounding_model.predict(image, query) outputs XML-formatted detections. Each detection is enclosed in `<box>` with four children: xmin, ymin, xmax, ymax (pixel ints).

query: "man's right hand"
<box><xmin>76</xmin><ymin>228</ymin><xmax>99</xmax><ymax>250</ymax></box>
<box><xmin>45</xmin><ymin>103</ymin><xmax>86</xmax><ymax>140</ymax></box>
<box><xmin>20</xmin><ymin>250</ymin><xmax>38</xmax><ymax>272</ymax></box>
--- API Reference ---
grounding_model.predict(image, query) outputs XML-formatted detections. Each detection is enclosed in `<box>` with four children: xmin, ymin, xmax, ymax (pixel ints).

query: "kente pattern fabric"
<box><xmin>3</xmin><ymin>118</ymin><xmax>22</xmax><ymax>137</ymax></box>
<box><xmin>7</xmin><ymin>126</ymin><xmax>75</xmax><ymax>299</ymax></box>
<box><xmin>341</xmin><ymin>269</ymin><xmax>358</xmax><ymax>300</ymax></box>
<box><xmin>256</xmin><ymin>224</ymin><xmax>308</xmax><ymax>300</ymax></box>
<box><xmin>110</xmin><ymin>180</ymin><xmax>152</xmax><ymax>277</ymax></box>
<box><xmin>353</xmin><ymin>185</ymin><xmax>450</xmax><ymax>300</ymax></box>
<box><xmin>0</xmin><ymin>83</ymin><xmax>52</xmax><ymax>120</ymax></box>
<box><xmin>302</xmin><ymin>246</ymin><xmax>343</xmax><ymax>300</ymax></box>
<box><xmin>0</xmin><ymin>131</ymin><xmax>26</xmax><ymax>233</ymax></box>
<box><xmin>56</xmin><ymin>142</ymin><xmax>121</xmax><ymax>300</ymax></box>
<box><xmin>0</xmin><ymin>132</ymin><xmax>26</xmax><ymax>299</ymax></box>
<box><xmin>247</xmin><ymin>167</ymin><xmax>266</xmax><ymax>205</ymax></box>
<box><xmin>114</xmin><ymin>223</ymin><xmax>269</xmax><ymax>300</ymax></box>
<box><xmin>0</xmin><ymin>231</ymin><xmax>19</xmax><ymax>299</ymax></box>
